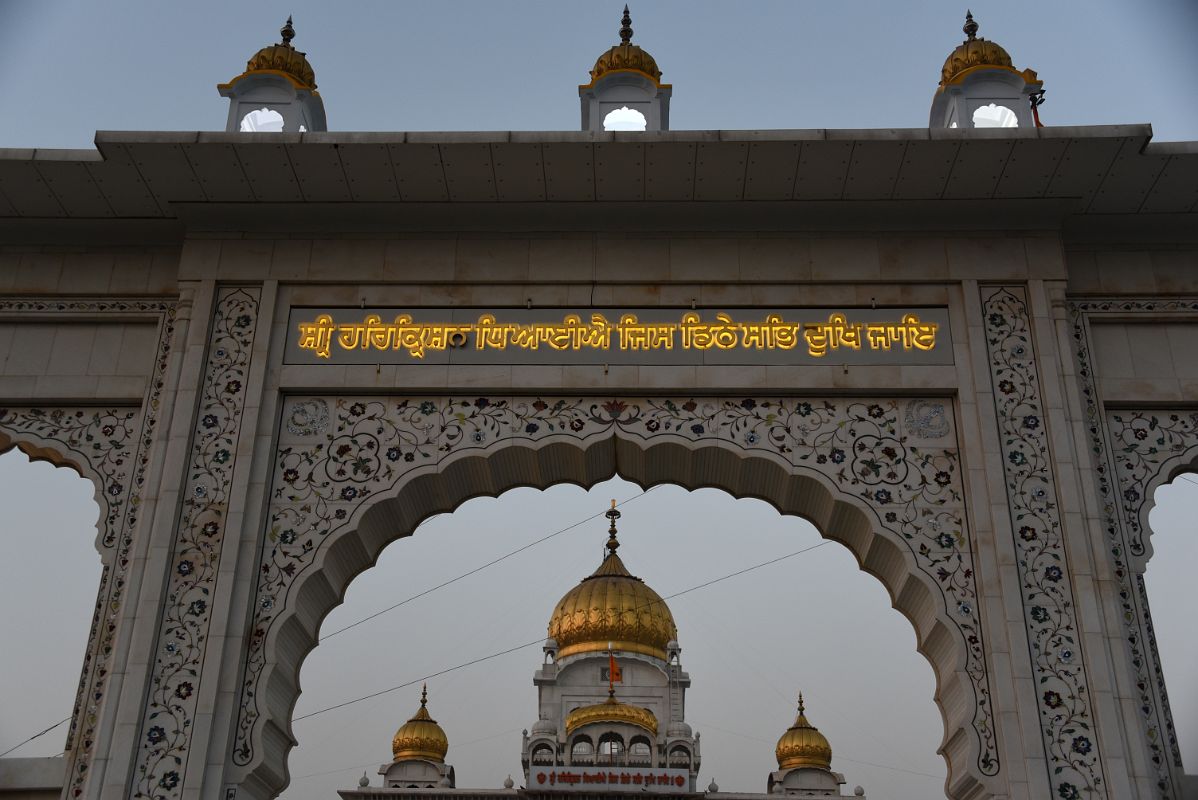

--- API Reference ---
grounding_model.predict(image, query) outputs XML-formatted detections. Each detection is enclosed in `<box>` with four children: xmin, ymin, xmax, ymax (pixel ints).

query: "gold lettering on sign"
<box><xmin>294</xmin><ymin>311</ymin><xmax>940</xmax><ymax>359</ymax></box>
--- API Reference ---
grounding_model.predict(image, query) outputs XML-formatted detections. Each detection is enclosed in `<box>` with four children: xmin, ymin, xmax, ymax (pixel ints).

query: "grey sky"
<box><xmin>1</xmin><ymin>2</ymin><xmax>1197</xmax><ymax>799</ymax></box>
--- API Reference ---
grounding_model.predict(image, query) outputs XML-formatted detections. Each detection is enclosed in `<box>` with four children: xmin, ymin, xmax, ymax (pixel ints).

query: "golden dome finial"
<box><xmin>963</xmin><ymin>10</ymin><xmax>978</xmax><ymax>41</ymax></box>
<box><xmin>619</xmin><ymin>5</ymin><xmax>633</xmax><ymax>45</ymax></box>
<box><xmin>798</xmin><ymin>692</ymin><xmax>805</xmax><ymax>716</ymax></box>
<box><xmin>605</xmin><ymin>499</ymin><xmax>621</xmax><ymax>554</ymax></box>
<box><xmin>421</xmin><ymin>683</ymin><xmax>428</xmax><ymax>707</ymax></box>
<box><xmin>280</xmin><ymin>15</ymin><xmax>296</xmax><ymax>47</ymax></box>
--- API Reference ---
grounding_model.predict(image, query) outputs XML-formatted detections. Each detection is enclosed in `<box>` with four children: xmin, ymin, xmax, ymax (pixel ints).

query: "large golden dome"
<box><xmin>775</xmin><ymin>695</ymin><xmax>833</xmax><ymax>771</ymax></box>
<box><xmin>547</xmin><ymin>502</ymin><xmax>677</xmax><ymax>661</ymax></box>
<box><xmin>583</xmin><ymin>6</ymin><xmax>667</xmax><ymax>88</ymax></box>
<box><xmin>391</xmin><ymin>686</ymin><xmax>449</xmax><ymax>763</ymax></box>
<box><xmin>565</xmin><ymin>695</ymin><xmax>659</xmax><ymax>737</ymax></box>
<box><xmin>221</xmin><ymin>17</ymin><xmax>318</xmax><ymax>91</ymax></box>
<box><xmin>939</xmin><ymin>12</ymin><xmax>1040</xmax><ymax>89</ymax></box>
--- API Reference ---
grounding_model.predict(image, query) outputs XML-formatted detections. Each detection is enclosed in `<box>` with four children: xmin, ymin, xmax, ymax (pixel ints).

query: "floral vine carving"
<box><xmin>1070</xmin><ymin>297</ymin><xmax>1198</xmax><ymax>796</ymax></box>
<box><xmin>0</xmin><ymin>298</ymin><xmax>175</xmax><ymax>800</ymax></box>
<box><xmin>234</xmin><ymin>395</ymin><xmax>997</xmax><ymax>778</ymax></box>
<box><xmin>984</xmin><ymin>287</ymin><xmax>1104</xmax><ymax>799</ymax></box>
<box><xmin>132</xmin><ymin>288</ymin><xmax>259</xmax><ymax>800</ymax></box>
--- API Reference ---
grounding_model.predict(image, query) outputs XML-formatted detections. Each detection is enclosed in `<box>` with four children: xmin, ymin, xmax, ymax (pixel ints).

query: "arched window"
<box><xmin>603</xmin><ymin>106</ymin><xmax>647</xmax><ymax>132</ymax></box>
<box><xmin>971</xmin><ymin>103</ymin><xmax>1017</xmax><ymax>128</ymax></box>
<box><xmin>628</xmin><ymin>737</ymin><xmax>652</xmax><ymax>764</ymax></box>
<box><xmin>571</xmin><ymin>736</ymin><xmax>594</xmax><ymax>762</ymax></box>
<box><xmin>597</xmin><ymin>732</ymin><xmax>625</xmax><ymax>759</ymax></box>
<box><xmin>240</xmin><ymin>107</ymin><xmax>285</xmax><ymax>132</ymax></box>
<box><xmin>668</xmin><ymin>745</ymin><xmax>691</xmax><ymax>767</ymax></box>
<box><xmin>532</xmin><ymin>744</ymin><xmax>554</xmax><ymax>764</ymax></box>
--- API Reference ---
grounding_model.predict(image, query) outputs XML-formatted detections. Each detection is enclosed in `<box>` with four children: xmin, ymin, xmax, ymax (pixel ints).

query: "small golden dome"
<box><xmin>223</xmin><ymin>17</ymin><xmax>317</xmax><ymax>91</ymax></box>
<box><xmin>939</xmin><ymin>11</ymin><xmax>1039</xmax><ymax>88</ymax></box>
<box><xmin>565</xmin><ymin>695</ymin><xmax>659</xmax><ymax>737</ymax></box>
<box><xmin>775</xmin><ymin>694</ymin><xmax>833</xmax><ymax>771</ymax></box>
<box><xmin>584</xmin><ymin>6</ymin><xmax>666</xmax><ymax>87</ymax></box>
<box><xmin>392</xmin><ymin>685</ymin><xmax>449</xmax><ymax>763</ymax></box>
<box><xmin>547</xmin><ymin>502</ymin><xmax>677</xmax><ymax>661</ymax></box>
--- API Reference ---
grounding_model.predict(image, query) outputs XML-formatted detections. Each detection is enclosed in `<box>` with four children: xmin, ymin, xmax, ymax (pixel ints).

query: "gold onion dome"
<box><xmin>939</xmin><ymin>11</ymin><xmax>1039</xmax><ymax>89</ymax></box>
<box><xmin>585</xmin><ymin>6</ymin><xmax>666</xmax><ymax>87</ymax></box>
<box><xmin>775</xmin><ymin>694</ymin><xmax>833</xmax><ymax>771</ymax></box>
<box><xmin>391</xmin><ymin>685</ymin><xmax>449</xmax><ymax>762</ymax></box>
<box><xmin>566</xmin><ymin>694</ymin><xmax>659</xmax><ymax>737</ymax></box>
<box><xmin>224</xmin><ymin>16</ymin><xmax>317</xmax><ymax>91</ymax></box>
<box><xmin>547</xmin><ymin>501</ymin><xmax>677</xmax><ymax>661</ymax></box>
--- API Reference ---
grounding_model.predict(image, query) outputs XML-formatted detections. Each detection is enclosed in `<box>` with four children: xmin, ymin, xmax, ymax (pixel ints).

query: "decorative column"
<box><xmin>129</xmin><ymin>287</ymin><xmax>260</xmax><ymax>800</ymax></box>
<box><xmin>981</xmin><ymin>286</ymin><xmax>1107</xmax><ymax>799</ymax></box>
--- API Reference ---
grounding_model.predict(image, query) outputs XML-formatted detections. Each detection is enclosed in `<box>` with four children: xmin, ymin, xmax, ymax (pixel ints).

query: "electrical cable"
<box><xmin>0</xmin><ymin>716</ymin><xmax>70</xmax><ymax>758</ymax></box>
<box><xmin>293</xmin><ymin>541</ymin><xmax>831</xmax><ymax>723</ymax></box>
<box><xmin>319</xmin><ymin>488</ymin><xmax>658</xmax><ymax>642</ymax></box>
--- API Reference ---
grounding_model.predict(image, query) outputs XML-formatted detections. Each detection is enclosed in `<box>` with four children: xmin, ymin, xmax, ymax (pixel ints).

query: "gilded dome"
<box><xmin>775</xmin><ymin>695</ymin><xmax>832</xmax><ymax>771</ymax></box>
<box><xmin>939</xmin><ymin>12</ymin><xmax>1039</xmax><ymax>88</ymax></box>
<box><xmin>584</xmin><ymin>6</ymin><xmax>665</xmax><ymax>87</ymax></box>
<box><xmin>392</xmin><ymin>686</ymin><xmax>449</xmax><ymax>763</ymax></box>
<box><xmin>547</xmin><ymin>503</ymin><xmax>677</xmax><ymax>661</ymax></box>
<box><xmin>223</xmin><ymin>17</ymin><xmax>317</xmax><ymax>91</ymax></box>
<box><xmin>565</xmin><ymin>695</ymin><xmax>658</xmax><ymax>737</ymax></box>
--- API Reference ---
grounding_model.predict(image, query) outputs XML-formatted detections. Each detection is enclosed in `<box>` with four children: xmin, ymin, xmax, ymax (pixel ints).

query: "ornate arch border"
<box><xmin>0</xmin><ymin>298</ymin><xmax>176</xmax><ymax>800</ymax></box>
<box><xmin>1069</xmin><ymin>297</ymin><xmax>1198</xmax><ymax>797</ymax></box>
<box><xmin>219</xmin><ymin>393</ymin><xmax>1001</xmax><ymax>800</ymax></box>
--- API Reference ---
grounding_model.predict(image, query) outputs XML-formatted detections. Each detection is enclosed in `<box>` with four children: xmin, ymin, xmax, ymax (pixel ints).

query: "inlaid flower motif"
<box><xmin>795</xmin><ymin>402</ymin><xmax>812</xmax><ymax>416</ymax></box>
<box><xmin>1043</xmin><ymin>690</ymin><xmax>1063</xmax><ymax>709</ymax></box>
<box><xmin>187</xmin><ymin>600</ymin><xmax>207</xmax><ymax>616</ymax></box>
<box><xmin>146</xmin><ymin>726</ymin><xmax>166</xmax><ymax>744</ymax></box>
<box><xmin>997</xmin><ymin>379</ymin><xmax>1015</xmax><ymax>395</ymax></box>
<box><xmin>419</xmin><ymin>401</ymin><xmax>437</xmax><ymax>415</ymax></box>
<box><xmin>1044</xmin><ymin>565</ymin><xmax>1063</xmax><ymax>582</ymax></box>
<box><xmin>1008</xmin><ymin>451</ymin><xmax>1027</xmax><ymax>466</ymax></box>
<box><xmin>1030</xmin><ymin>606</ymin><xmax>1050</xmax><ymax>623</ymax></box>
<box><xmin>386</xmin><ymin>447</ymin><xmax>401</xmax><ymax>461</ymax></box>
<box><xmin>532</xmin><ymin>400</ymin><xmax>548</xmax><ymax>412</ymax></box>
<box><xmin>829</xmin><ymin>448</ymin><xmax>845</xmax><ymax>464</ymax></box>
<box><xmin>278</xmin><ymin>530</ymin><xmax>296</xmax><ymax>545</ymax></box>
<box><xmin>201</xmin><ymin>521</ymin><xmax>219</xmax><ymax>537</ymax></box>
<box><xmin>107</xmin><ymin>482</ymin><xmax>124</xmax><ymax>497</ymax></box>
<box><xmin>934</xmin><ymin>470</ymin><xmax>951</xmax><ymax>486</ymax></box>
<box><xmin>602</xmin><ymin>400</ymin><xmax>629</xmax><ymax>418</ymax></box>
<box><xmin>874</xmin><ymin>489</ymin><xmax>892</xmax><ymax>504</ymax></box>
<box><xmin>690</xmin><ymin>424</ymin><xmax>705</xmax><ymax>435</ymax></box>
<box><xmin>571</xmin><ymin>419</ymin><xmax>586</xmax><ymax>431</ymax></box>
<box><xmin>1057</xmin><ymin>782</ymin><xmax>1080</xmax><ymax>800</ymax></box>
<box><xmin>340</xmin><ymin>487</ymin><xmax>358</xmax><ymax>501</ymax></box>
<box><xmin>474</xmin><ymin>397</ymin><xmax>490</xmax><ymax>409</ymax></box>
<box><xmin>1070</xmin><ymin>736</ymin><xmax>1091</xmax><ymax>756</ymax></box>
<box><xmin>681</xmin><ymin>400</ymin><xmax>697</xmax><ymax>413</ymax></box>
<box><xmin>349</xmin><ymin>402</ymin><xmax>366</xmax><ymax>416</ymax></box>
<box><xmin>201</xmin><ymin>414</ymin><xmax>218</xmax><ymax>428</ymax></box>
<box><xmin>525</xmin><ymin>422</ymin><xmax>540</xmax><ymax>434</ymax></box>
<box><xmin>282</xmin><ymin>468</ymin><xmax>300</xmax><ymax>483</ymax></box>
<box><xmin>174</xmin><ymin>682</ymin><xmax>193</xmax><ymax>700</ymax></box>
<box><xmin>1022</xmin><ymin>415</ymin><xmax>1040</xmax><ymax>430</ymax></box>
<box><xmin>225</xmin><ymin>380</ymin><xmax>242</xmax><ymax>394</ymax></box>
<box><xmin>740</xmin><ymin>399</ymin><xmax>756</xmax><ymax>410</ymax></box>
<box><xmin>158</xmin><ymin>771</ymin><xmax>180</xmax><ymax>790</ymax></box>
<box><xmin>177</xmin><ymin>560</ymin><xmax>194</xmax><ymax>576</ymax></box>
<box><xmin>471</xmin><ymin>431</ymin><xmax>486</xmax><ymax>444</ymax></box>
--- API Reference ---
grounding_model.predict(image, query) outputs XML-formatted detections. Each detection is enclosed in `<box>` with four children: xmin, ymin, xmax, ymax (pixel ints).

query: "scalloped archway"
<box><xmin>225</xmin><ymin>395</ymin><xmax>999</xmax><ymax>800</ymax></box>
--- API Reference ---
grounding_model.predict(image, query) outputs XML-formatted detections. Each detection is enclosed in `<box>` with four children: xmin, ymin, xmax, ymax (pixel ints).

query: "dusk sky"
<box><xmin>1</xmin><ymin>2</ymin><xmax>1196</xmax><ymax>800</ymax></box>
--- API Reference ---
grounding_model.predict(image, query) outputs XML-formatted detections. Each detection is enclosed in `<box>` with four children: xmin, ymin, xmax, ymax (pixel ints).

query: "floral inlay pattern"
<box><xmin>132</xmin><ymin>288</ymin><xmax>259</xmax><ymax>800</ymax></box>
<box><xmin>983</xmin><ymin>287</ymin><xmax>1105</xmax><ymax>799</ymax></box>
<box><xmin>233</xmin><ymin>395</ymin><xmax>998</xmax><ymax>777</ymax></box>
<box><xmin>1069</xmin><ymin>298</ymin><xmax>1198</xmax><ymax>796</ymax></box>
<box><xmin>0</xmin><ymin>298</ymin><xmax>175</xmax><ymax>800</ymax></box>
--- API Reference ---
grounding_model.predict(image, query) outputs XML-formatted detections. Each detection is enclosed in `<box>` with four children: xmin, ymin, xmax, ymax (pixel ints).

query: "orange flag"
<box><xmin>608</xmin><ymin>645</ymin><xmax>622</xmax><ymax>686</ymax></box>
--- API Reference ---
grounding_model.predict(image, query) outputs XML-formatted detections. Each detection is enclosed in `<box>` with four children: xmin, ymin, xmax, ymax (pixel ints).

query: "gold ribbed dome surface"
<box><xmin>547</xmin><ymin>503</ymin><xmax>677</xmax><ymax>661</ymax></box>
<box><xmin>584</xmin><ymin>6</ymin><xmax>666</xmax><ymax>87</ymax></box>
<box><xmin>565</xmin><ymin>695</ymin><xmax>659</xmax><ymax>737</ymax></box>
<box><xmin>223</xmin><ymin>17</ymin><xmax>317</xmax><ymax>90</ymax></box>
<box><xmin>391</xmin><ymin>686</ymin><xmax>449</xmax><ymax>763</ymax></box>
<box><xmin>939</xmin><ymin>12</ymin><xmax>1038</xmax><ymax>88</ymax></box>
<box><xmin>775</xmin><ymin>695</ymin><xmax>832</xmax><ymax>771</ymax></box>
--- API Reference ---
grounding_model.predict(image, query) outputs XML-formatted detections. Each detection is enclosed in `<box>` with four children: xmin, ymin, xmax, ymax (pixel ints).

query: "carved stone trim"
<box><xmin>231</xmin><ymin>394</ymin><xmax>997</xmax><ymax>794</ymax></box>
<box><xmin>130</xmin><ymin>288</ymin><xmax>260</xmax><ymax>800</ymax></box>
<box><xmin>982</xmin><ymin>287</ymin><xmax>1105</xmax><ymax>799</ymax></box>
<box><xmin>0</xmin><ymin>298</ymin><xmax>175</xmax><ymax>800</ymax></box>
<box><xmin>1068</xmin><ymin>297</ymin><xmax>1198</xmax><ymax>796</ymax></box>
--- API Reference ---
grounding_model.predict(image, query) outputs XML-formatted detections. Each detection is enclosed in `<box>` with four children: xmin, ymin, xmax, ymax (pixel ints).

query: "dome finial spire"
<box><xmin>605</xmin><ymin>499</ymin><xmax>621</xmax><ymax>554</ymax></box>
<box><xmin>798</xmin><ymin>692</ymin><xmax>805</xmax><ymax>717</ymax></box>
<box><xmin>280</xmin><ymin>15</ymin><xmax>295</xmax><ymax>47</ymax></box>
<box><xmin>420</xmin><ymin>683</ymin><xmax>428</xmax><ymax>707</ymax></box>
<box><xmin>963</xmin><ymin>10</ymin><xmax>978</xmax><ymax>40</ymax></box>
<box><xmin>619</xmin><ymin>5</ymin><xmax>633</xmax><ymax>45</ymax></box>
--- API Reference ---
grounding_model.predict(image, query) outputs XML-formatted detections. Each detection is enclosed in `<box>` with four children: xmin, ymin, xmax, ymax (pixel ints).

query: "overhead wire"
<box><xmin>319</xmin><ymin>488</ymin><xmax>658</xmax><ymax>642</ymax></box>
<box><xmin>0</xmin><ymin>717</ymin><xmax>70</xmax><ymax>758</ymax></box>
<box><xmin>293</xmin><ymin>540</ymin><xmax>831</xmax><ymax>723</ymax></box>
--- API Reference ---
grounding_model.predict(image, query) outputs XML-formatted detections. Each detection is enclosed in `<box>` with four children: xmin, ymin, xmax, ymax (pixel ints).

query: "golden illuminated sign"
<box><xmin>296</xmin><ymin>311</ymin><xmax>938</xmax><ymax>360</ymax></box>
